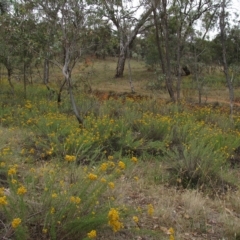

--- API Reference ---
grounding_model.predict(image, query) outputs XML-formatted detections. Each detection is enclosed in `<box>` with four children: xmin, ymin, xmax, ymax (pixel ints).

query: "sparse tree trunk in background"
<box><xmin>152</xmin><ymin>5</ymin><xmax>165</xmax><ymax>74</ymax></box>
<box><xmin>176</xmin><ymin>30</ymin><xmax>182</xmax><ymax>101</ymax></box>
<box><xmin>23</xmin><ymin>60</ymin><xmax>27</xmax><ymax>99</ymax></box>
<box><xmin>220</xmin><ymin>0</ymin><xmax>234</xmax><ymax>117</ymax></box>
<box><xmin>127</xmin><ymin>45</ymin><xmax>134</xmax><ymax>93</ymax></box>
<box><xmin>43</xmin><ymin>58</ymin><xmax>49</xmax><ymax>85</ymax></box>
<box><xmin>7</xmin><ymin>66</ymin><xmax>14</xmax><ymax>94</ymax></box>
<box><xmin>193</xmin><ymin>43</ymin><xmax>203</xmax><ymax>104</ymax></box>
<box><xmin>162</xmin><ymin>0</ymin><xmax>175</xmax><ymax>101</ymax></box>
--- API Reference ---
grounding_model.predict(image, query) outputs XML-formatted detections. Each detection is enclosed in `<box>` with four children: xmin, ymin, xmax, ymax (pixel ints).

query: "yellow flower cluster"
<box><xmin>65</xmin><ymin>155</ymin><xmax>76</xmax><ymax>162</ymax></box>
<box><xmin>169</xmin><ymin>227</ymin><xmax>175</xmax><ymax>240</ymax></box>
<box><xmin>50</xmin><ymin>207</ymin><xmax>55</xmax><ymax>214</ymax></box>
<box><xmin>88</xmin><ymin>173</ymin><xmax>97</xmax><ymax>180</ymax></box>
<box><xmin>17</xmin><ymin>186</ymin><xmax>27</xmax><ymax>195</ymax></box>
<box><xmin>25</xmin><ymin>100</ymin><xmax>32</xmax><ymax>109</ymax></box>
<box><xmin>8</xmin><ymin>166</ymin><xmax>17</xmax><ymax>176</ymax></box>
<box><xmin>147</xmin><ymin>204</ymin><xmax>154</xmax><ymax>216</ymax></box>
<box><xmin>0</xmin><ymin>196</ymin><xmax>8</xmax><ymax>206</ymax></box>
<box><xmin>100</xmin><ymin>162</ymin><xmax>108</xmax><ymax>171</ymax></box>
<box><xmin>87</xmin><ymin>230</ymin><xmax>97</xmax><ymax>239</ymax></box>
<box><xmin>108</xmin><ymin>208</ymin><xmax>123</xmax><ymax>232</ymax></box>
<box><xmin>11</xmin><ymin>218</ymin><xmax>21</xmax><ymax>228</ymax></box>
<box><xmin>131</xmin><ymin>156</ymin><xmax>138</xmax><ymax>163</ymax></box>
<box><xmin>132</xmin><ymin>216</ymin><xmax>139</xmax><ymax>223</ymax></box>
<box><xmin>0</xmin><ymin>187</ymin><xmax>4</xmax><ymax>196</ymax></box>
<box><xmin>118</xmin><ymin>161</ymin><xmax>125</xmax><ymax>170</ymax></box>
<box><xmin>108</xmin><ymin>182</ymin><xmax>115</xmax><ymax>189</ymax></box>
<box><xmin>70</xmin><ymin>196</ymin><xmax>81</xmax><ymax>204</ymax></box>
<box><xmin>52</xmin><ymin>193</ymin><xmax>58</xmax><ymax>198</ymax></box>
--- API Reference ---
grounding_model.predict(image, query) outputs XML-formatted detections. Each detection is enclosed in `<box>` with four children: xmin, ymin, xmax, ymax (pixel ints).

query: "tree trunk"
<box><xmin>220</xmin><ymin>0</ymin><xmax>234</xmax><ymax>117</ymax></box>
<box><xmin>176</xmin><ymin>38</ymin><xmax>182</xmax><ymax>101</ymax></box>
<box><xmin>44</xmin><ymin>58</ymin><xmax>49</xmax><ymax>84</ymax></box>
<box><xmin>57</xmin><ymin>78</ymin><xmax>67</xmax><ymax>104</ymax></box>
<box><xmin>115</xmin><ymin>7</ymin><xmax>153</xmax><ymax>78</ymax></box>
<box><xmin>62</xmin><ymin>48</ymin><xmax>83</xmax><ymax>125</ymax></box>
<box><xmin>23</xmin><ymin>61</ymin><xmax>27</xmax><ymax>99</ymax></box>
<box><xmin>7</xmin><ymin>66</ymin><xmax>14</xmax><ymax>94</ymax></box>
<box><xmin>162</xmin><ymin>0</ymin><xmax>175</xmax><ymax>101</ymax></box>
<box><xmin>115</xmin><ymin>48</ymin><xmax>127</xmax><ymax>78</ymax></box>
<box><xmin>127</xmin><ymin>46</ymin><xmax>134</xmax><ymax>92</ymax></box>
<box><xmin>152</xmin><ymin>7</ymin><xmax>166</xmax><ymax>74</ymax></box>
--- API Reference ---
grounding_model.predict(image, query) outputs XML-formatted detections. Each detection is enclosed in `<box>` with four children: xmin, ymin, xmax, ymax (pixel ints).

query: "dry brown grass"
<box><xmin>108</xmin><ymin>161</ymin><xmax>240</xmax><ymax>239</ymax></box>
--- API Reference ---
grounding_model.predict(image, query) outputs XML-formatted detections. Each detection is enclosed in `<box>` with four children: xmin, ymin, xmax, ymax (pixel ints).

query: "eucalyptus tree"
<box><xmin>0</xmin><ymin>13</ymin><xmax>16</xmax><ymax>93</ymax></box>
<box><xmin>13</xmin><ymin>1</ymin><xmax>40</xmax><ymax>97</ymax></box>
<box><xmin>170</xmin><ymin>0</ymin><xmax>219</xmax><ymax>100</ymax></box>
<box><xmin>0</xmin><ymin>0</ymin><xmax>37</xmax><ymax>95</ymax></box>
<box><xmin>151</xmin><ymin>0</ymin><xmax>219</xmax><ymax>101</ymax></box>
<box><xmin>37</xmin><ymin>0</ymin><xmax>93</xmax><ymax>124</ymax></box>
<box><xmin>188</xmin><ymin>6</ymin><xmax>219</xmax><ymax>104</ymax></box>
<box><xmin>99</xmin><ymin>0</ymin><xmax>153</xmax><ymax>78</ymax></box>
<box><xmin>150</xmin><ymin>0</ymin><xmax>176</xmax><ymax>101</ymax></box>
<box><xmin>219</xmin><ymin>0</ymin><xmax>234</xmax><ymax>117</ymax></box>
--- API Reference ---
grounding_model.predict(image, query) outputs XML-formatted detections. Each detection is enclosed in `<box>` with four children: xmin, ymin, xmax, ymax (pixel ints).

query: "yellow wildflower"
<box><xmin>0</xmin><ymin>196</ymin><xmax>8</xmax><ymax>206</ymax></box>
<box><xmin>46</xmin><ymin>147</ymin><xmax>53</xmax><ymax>155</ymax></box>
<box><xmin>65</xmin><ymin>155</ymin><xmax>76</xmax><ymax>162</ymax></box>
<box><xmin>134</xmin><ymin>176</ymin><xmax>139</xmax><ymax>181</ymax></box>
<box><xmin>170</xmin><ymin>235</ymin><xmax>175</xmax><ymax>240</ymax></box>
<box><xmin>100</xmin><ymin>178</ymin><xmax>107</xmax><ymax>183</ymax></box>
<box><xmin>100</xmin><ymin>162</ymin><xmax>108</xmax><ymax>171</ymax></box>
<box><xmin>118</xmin><ymin>161</ymin><xmax>125</xmax><ymax>170</ymax></box>
<box><xmin>30</xmin><ymin>168</ymin><xmax>35</xmax><ymax>173</ymax></box>
<box><xmin>108</xmin><ymin>161</ymin><xmax>115</xmax><ymax>168</ymax></box>
<box><xmin>169</xmin><ymin>227</ymin><xmax>175</xmax><ymax>239</ymax></box>
<box><xmin>25</xmin><ymin>101</ymin><xmax>32</xmax><ymax>109</ymax></box>
<box><xmin>42</xmin><ymin>228</ymin><xmax>48</xmax><ymax>234</ymax></box>
<box><xmin>108</xmin><ymin>208</ymin><xmax>123</xmax><ymax>232</ymax></box>
<box><xmin>8</xmin><ymin>167</ymin><xmax>17</xmax><ymax>176</ymax></box>
<box><xmin>11</xmin><ymin>218</ymin><xmax>21</xmax><ymax>228</ymax></box>
<box><xmin>88</xmin><ymin>173</ymin><xmax>97</xmax><ymax>180</ymax></box>
<box><xmin>87</xmin><ymin>230</ymin><xmax>97</xmax><ymax>238</ymax></box>
<box><xmin>50</xmin><ymin>207</ymin><xmax>55</xmax><ymax>214</ymax></box>
<box><xmin>108</xmin><ymin>155</ymin><xmax>114</xmax><ymax>161</ymax></box>
<box><xmin>108</xmin><ymin>182</ymin><xmax>115</xmax><ymax>189</ymax></box>
<box><xmin>132</xmin><ymin>216</ymin><xmax>139</xmax><ymax>223</ymax></box>
<box><xmin>169</xmin><ymin>227</ymin><xmax>174</xmax><ymax>234</ymax></box>
<box><xmin>0</xmin><ymin>187</ymin><xmax>4</xmax><ymax>196</ymax></box>
<box><xmin>29</xmin><ymin>148</ymin><xmax>35</xmax><ymax>154</ymax></box>
<box><xmin>70</xmin><ymin>196</ymin><xmax>81</xmax><ymax>204</ymax></box>
<box><xmin>11</xmin><ymin>179</ymin><xmax>17</xmax><ymax>184</ymax></box>
<box><xmin>0</xmin><ymin>162</ymin><xmax>6</xmax><ymax>167</ymax></box>
<box><xmin>17</xmin><ymin>186</ymin><xmax>27</xmax><ymax>195</ymax></box>
<box><xmin>52</xmin><ymin>193</ymin><xmax>58</xmax><ymax>198</ymax></box>
<box><xmin>131</xmin><ymin>156</ymin><xmax>138</xmax><ymax>163</ymax></box>
<box><xmin>147</xmin><ymin>204</ymin><xmax>154</xmax><ymax>216</ymax></box>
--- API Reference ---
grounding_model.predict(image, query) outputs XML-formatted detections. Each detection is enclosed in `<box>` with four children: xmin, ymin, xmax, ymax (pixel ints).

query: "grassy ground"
<box><xmin>1</xmin><ymin>58</ymin><xmax>240</xmax><ymax>240</ymax></box>
<box><xmin>69</xmin><ymin>57</ymin><xmax>237</xmax><ymax>104</ymax></box>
